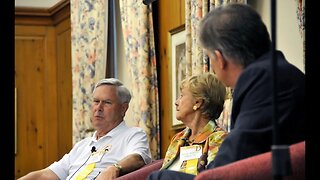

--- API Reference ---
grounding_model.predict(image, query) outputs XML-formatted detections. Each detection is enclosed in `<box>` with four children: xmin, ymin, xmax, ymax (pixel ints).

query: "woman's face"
<box><xmin>175</xmin><ymin>87</ymin><xmax>196</xmax><ymax>122</ymax></box>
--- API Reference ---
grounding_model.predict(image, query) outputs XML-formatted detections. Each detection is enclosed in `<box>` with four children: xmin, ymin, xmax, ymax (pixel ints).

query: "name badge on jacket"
<box><xmin>180</xmin><ymin>145</ymin><xmax>202</xmax><ymax>161</ymax></box>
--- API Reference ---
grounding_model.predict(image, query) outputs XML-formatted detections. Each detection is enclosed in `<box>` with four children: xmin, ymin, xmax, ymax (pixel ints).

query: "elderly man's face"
<box><xmin>91</xmin><ymin>85</ymin><xmax>127</xmax><ymax>130</ymax></box>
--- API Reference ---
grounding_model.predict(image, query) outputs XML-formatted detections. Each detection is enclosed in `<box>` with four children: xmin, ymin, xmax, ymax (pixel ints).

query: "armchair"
<box><xmin>117</xmin><ymin>141</ymin><xmax>305</xmax><ymax>180</ymax></box>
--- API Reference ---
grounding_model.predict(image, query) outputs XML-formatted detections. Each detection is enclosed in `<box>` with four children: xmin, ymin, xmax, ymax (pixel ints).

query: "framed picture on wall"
<box><xmin>169</xmin><ymin>24</ymin><xmax>186</xmax><ymax>129</ymax></box>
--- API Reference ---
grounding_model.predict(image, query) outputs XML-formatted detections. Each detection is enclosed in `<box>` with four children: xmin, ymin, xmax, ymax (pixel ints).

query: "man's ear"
<box><xmin>214</xmin><ymin>50</ymin><xmax>226</xmax><ymax>69</ymax></box>
<box><xmin>121</xmin><ymin>103</ymin><xmax>129</xmax><ymax>117</ymax></box>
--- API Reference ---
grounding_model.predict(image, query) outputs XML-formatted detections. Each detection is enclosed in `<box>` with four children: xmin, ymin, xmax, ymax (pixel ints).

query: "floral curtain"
<box><xmin>185</xmin><ymin>0</ymin><xmax>245</xmax><ymax>131</ymax></box>
<box><xmin>296</xmin><ymin>0</ymin><xmax>305</xmax><ymax>68</ymax></box>
<box><xmin>119</xmin><ymin>0</ymin><xmax>160</xmax><ymax>160</ymax></box>
<box><xmin>70</xmin><ymin>0</ymin><xmax>108</xmax><ymax>143</ymax></box>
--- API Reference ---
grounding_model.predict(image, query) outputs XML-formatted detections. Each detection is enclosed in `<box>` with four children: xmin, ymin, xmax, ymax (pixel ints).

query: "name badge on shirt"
<box><xmin>87</xmin><ymin>150</ymin><xmax>105</xmax><ymax>164</ymax></box>
<box><xmin>180</xmin><ymin>145</ymin><xmax>202</xmax><ymax>161</ymax></box>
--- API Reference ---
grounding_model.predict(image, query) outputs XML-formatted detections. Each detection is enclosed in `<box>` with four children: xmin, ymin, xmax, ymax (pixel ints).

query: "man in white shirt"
<box><xmin>19</xmin><ymin>78</ymin><xmax>152</xmax><ymax>180</ymax></box>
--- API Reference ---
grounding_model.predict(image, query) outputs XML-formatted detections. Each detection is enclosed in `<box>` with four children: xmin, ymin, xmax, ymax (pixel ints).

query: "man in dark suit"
<box><xmin>148</xmin><ymin>3</ymin><xmax>305</xmax><ymax>179</ymax></box>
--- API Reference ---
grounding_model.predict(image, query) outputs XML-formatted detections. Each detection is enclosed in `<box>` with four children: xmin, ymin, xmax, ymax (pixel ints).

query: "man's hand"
<box><xmin>96</xmin><ymin>154</ymin><xmax>146</xmax><ymax>180</ymax></box>
<box><xmin>96</xmin><ymin>165</ymin><xmax>120</xmax><ymax>180</ymax></box>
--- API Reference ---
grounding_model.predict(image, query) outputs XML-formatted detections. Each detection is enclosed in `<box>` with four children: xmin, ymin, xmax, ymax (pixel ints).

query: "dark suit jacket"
<box><xmin>208</xmin><ymin>50</ymin><xmax>305</xmax><ymax>168</ymax></box>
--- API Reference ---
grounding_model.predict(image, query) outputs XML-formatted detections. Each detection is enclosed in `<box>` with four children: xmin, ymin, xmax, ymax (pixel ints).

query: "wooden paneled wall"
<box><xmin>55</xmin><ymin>17</ymin><xmax>72</xmax><ymax>159</ymax></box>
<box><xmin>14</xmin><ymin>1</ymin><xmax>72</xmax><ymax>178</ymax></box>
<box><xmin>15</xmin><ymin>25</ymin><xmax>58</xmax><ymax>178</ymax></box>
<box><xmin>157</xmin><ymin>0</ymin><xmax>185</xmax><ymax>158</ymax></box>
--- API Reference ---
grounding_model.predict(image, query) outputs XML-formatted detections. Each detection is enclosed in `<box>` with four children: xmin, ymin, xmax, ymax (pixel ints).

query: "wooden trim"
<box><xmin>15</xmin><ymin>16</ymin><xmax>53</xmax><ymax>26</ymax></box>
<box><xmin>15</xmin><ymin>7</ymin><xmax>51</xmax><ymax>16</ymax></box>
<box><xmin>15</xmin><ymin>0</ymin><xmax>70</xmax><ymax>26</ymax></box>
<box><xmin>48</xmin><ymin>0</ymin><xmax>70</xmax><ymax>15</ymax></box>
<box><xmin>52</xmin><ymin>2</ymin><xmax>70</xmax><ymax>25</ymax></box>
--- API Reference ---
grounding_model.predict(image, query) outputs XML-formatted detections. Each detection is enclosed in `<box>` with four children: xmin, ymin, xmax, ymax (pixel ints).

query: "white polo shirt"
<box><xmin>48</xmin><ymin>121</ymin><xmax>152</xmax><ymax>180</ymax></box>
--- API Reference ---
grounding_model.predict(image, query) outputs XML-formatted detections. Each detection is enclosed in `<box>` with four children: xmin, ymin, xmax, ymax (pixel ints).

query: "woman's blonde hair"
<box><xmin>180</xmin><ymin>73</ymin><xmax>226</xmax><ymax>120</ymax></box>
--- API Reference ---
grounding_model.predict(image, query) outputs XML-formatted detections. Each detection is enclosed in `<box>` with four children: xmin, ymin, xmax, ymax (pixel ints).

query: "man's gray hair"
<box><xmin>199</xmin><ymin>3</ymin><xmax>271</xmax><ymax>68</ymax></box>
<box><xmin>93</xmin><ymin>78</ymin><xmax>132</xmax><ymax>103</ymax></box>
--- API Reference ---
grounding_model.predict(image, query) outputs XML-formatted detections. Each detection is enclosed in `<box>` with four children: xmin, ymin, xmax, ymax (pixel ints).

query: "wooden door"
<box><xmin>158</xmin><ymin>0</ymin><xmax>185</xmax><ymax>158</ymax></box>
<box><xmin>15</xmin><ymin>26</ymin><xmax>58</xmax><ymax>179</ymax></box>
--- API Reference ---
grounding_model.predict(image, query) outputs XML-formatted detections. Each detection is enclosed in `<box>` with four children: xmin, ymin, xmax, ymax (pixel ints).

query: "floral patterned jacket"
<box><xmin>161</xmin><ymin>121</ymin><xmax>228</xmax><ymax>173</ymax></box>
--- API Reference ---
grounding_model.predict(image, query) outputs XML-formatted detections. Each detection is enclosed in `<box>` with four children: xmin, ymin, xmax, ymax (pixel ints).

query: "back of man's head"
<box><xmin>199</xmin><ymin>3</ymin><xmax>271</xmax><ymax>67</ymax></box>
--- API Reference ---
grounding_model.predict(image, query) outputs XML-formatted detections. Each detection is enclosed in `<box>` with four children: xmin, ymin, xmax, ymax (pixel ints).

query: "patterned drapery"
<box><xmin>119</xmin><ymin>1</ymin><xmax>160</xmax><ymax>160</ymax></box>
<box><xmin>70</xmin><ymin>0</ymin><xmax>108</xmax><ymax>143</ymax></box>
<box><xmin>185</xmin><ymin>0</ymin><xmax>245</xmax><ymax>131</ymax></box>
<box><xmin>296</xmin><ymin>0</ymin><xmax>305</xmax><ymax>67</ymax></box>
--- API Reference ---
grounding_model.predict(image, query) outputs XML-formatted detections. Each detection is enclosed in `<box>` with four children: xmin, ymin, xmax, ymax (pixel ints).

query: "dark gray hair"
<box><xmin>199</xmin><ymin>3</ymin><xmax>271</xmax><ymax>67</ymax></box>
<box><xmin>93</xmin><ymin>78</ymin><xmax>131</xmax><ymax>103</ymax></box>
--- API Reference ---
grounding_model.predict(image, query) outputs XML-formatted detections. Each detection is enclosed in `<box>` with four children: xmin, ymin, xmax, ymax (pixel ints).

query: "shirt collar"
<box><xmin>192</xmin><ymin>121</ymin><xmax>217</xmax><ymax>143</ymax></box>
<box><xmin>181</xmin><ymin>121</ymin><xmax>217</xmax><ymax>144</ymax></box>
<box><xmin>91</xmin><ymin>121</ymin><xmax>126</xmax><ymax>142</ymax></box>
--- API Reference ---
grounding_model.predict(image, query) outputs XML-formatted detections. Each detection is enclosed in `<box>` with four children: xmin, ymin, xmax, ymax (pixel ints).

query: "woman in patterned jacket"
<box><xmin>161</xmin><ymin>72</ymin><xmax>228</xmax><ymax>175</ymax></box>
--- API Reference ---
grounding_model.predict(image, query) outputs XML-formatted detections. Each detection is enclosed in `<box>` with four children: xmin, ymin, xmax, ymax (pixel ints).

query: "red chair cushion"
<box><xmin>117</xmin><ymin>159</ymin><xmax>164</xmax><ymax>180</ymax></box>
<box><xmin>195</xmin><ymin>141</ymin><xmax>305</xmax><ymax>180</ymax></box>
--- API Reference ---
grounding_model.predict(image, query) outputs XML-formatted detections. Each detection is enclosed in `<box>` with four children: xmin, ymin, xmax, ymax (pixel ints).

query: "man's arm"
<box><xmin>96</xmin><ymin>153</ymin><xmax>145</xmax><ymax>180</ymax></box>
<box><xmin>18</xmin><ymin>168</ymin><xmax>59</xmax><ymax>180</ymax></box>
